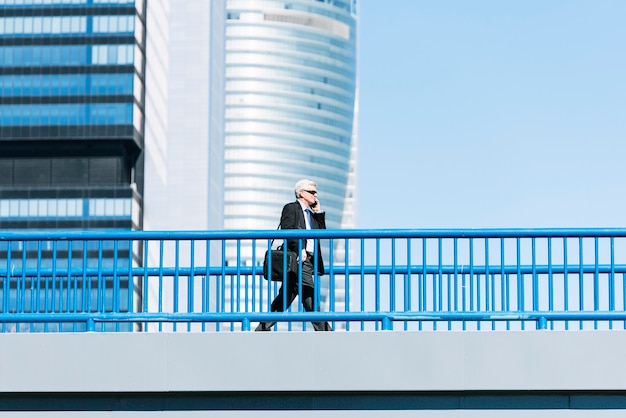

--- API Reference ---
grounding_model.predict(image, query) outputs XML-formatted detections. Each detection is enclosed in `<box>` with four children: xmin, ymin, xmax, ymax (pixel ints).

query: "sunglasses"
<box><xmin>303</xmin><ymin>190</ymin><xmax>317</xmax><ymax>195</ymax></box>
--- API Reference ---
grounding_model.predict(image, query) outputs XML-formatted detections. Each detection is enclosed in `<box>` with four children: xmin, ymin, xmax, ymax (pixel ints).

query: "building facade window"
<box><xmin>0</xmin><ymin>0</ymin><xmax>146</xmax><ymax>330</ymax></box>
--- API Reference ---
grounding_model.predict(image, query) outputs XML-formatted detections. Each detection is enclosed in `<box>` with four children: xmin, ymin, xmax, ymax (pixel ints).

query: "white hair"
<box><xmin>294</xmin><ymin>178</ymin><xmax>316</xmax><ymax>198</ymax></box>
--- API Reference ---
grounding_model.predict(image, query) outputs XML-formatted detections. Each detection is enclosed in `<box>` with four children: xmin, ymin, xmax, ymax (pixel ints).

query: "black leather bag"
<box><xmin>263</xmin><ymin>245</ymin><xmax>298</xmax><ymax>281</ymax></box>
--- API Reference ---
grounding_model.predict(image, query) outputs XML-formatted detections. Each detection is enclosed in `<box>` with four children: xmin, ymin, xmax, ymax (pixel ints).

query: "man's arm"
<box><xmin>311</xmin><ymin>211</ymin><xmax>326</xmax><ymax>230</ymax></box>
<box><xmin>280</xmin><ymin>202</ymin><xmax>298</xmax><ymax>230</ymax></box>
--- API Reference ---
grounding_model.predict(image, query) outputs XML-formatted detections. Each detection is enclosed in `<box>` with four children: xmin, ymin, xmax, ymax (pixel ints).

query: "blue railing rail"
<box><xmin>2</xmin><ymin>228</ymin><xmax>626</xmax><ymax>332</ymax></box>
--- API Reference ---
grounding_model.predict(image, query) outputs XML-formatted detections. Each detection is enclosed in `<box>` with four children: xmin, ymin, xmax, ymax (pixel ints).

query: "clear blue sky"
<box><xmin>356</xmin><ymin>1</ymin><xmax>626</xmax><ymax>229</ymax></box>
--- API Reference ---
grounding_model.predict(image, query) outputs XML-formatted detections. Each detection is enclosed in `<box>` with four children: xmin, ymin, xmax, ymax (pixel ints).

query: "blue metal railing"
<box><xmin>2</xmin><ymin>228</ymin><xmax>626</xmax><ymax>332</ymax></box>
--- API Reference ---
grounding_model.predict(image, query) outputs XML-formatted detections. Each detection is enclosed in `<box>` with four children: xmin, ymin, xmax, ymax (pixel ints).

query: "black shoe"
<box><xmin>313</xmin><ymin>321</ymin><xmax>332</xmax><ymax>331</ymax></box>
<box><xmin>255</xmin><ymin>322</ymin><xmax>271</xmax><ymax>331</ymax></box>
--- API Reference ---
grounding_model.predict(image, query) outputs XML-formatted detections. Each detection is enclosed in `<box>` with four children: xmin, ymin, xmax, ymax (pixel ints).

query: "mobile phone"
<box><xmin>310</xmin><ymin>200</ymin><xmax>318</xmax><ymax>209</ymax></box>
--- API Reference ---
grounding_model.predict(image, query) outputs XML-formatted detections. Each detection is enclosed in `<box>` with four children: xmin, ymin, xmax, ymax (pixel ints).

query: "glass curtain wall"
<box><xmin>224</xmin><ymin>0</ymin><xmax>357</xmax><ymax>244</ymax></box>
<box><xmin>0</xmin><ymin>0</ymin><xmax>146</xmax><ymax>331</ymax></box>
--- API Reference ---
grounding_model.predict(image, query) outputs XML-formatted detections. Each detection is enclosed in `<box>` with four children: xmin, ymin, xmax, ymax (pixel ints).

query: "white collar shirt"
<box><xmin>298</xmin><ymin>200</ymin><xmax>314</xmax><ymax>253</ymax></box>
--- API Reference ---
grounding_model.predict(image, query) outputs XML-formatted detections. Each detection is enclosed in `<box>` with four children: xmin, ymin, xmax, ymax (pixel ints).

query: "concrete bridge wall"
<box><xmin>1</xmin><ymin>331</ymin><xmax>626</xmax><ymax>417</ymax></box>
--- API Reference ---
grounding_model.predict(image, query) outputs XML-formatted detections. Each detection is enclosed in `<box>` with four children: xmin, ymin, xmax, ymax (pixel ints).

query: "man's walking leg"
<box><xmin>255</xmin><ymin>279</ymin><xmax>298</xmax><ymax>331</ymax></box>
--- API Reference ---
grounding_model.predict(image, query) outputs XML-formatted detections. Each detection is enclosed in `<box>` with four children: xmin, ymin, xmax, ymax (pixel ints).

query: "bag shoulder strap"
<box><xmin>270</xmin><ymin>221</ymin><xmax>282</xmax><ymax>246</ymax></box>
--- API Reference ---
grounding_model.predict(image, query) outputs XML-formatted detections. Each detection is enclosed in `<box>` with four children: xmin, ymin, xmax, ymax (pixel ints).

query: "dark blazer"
<box><xmin>280</xmin><ymin>200</ymin><xmax>326</xmax><ymax>276</ymax></box>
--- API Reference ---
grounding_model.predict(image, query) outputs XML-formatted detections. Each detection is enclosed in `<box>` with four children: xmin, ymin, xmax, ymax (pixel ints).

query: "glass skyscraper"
<box><xmin>142</xmin><ymin>0</ymin><xmax>226</xmax><ymax>330</ymax></box>
<box><xmin>143</xmin><ymin>0</ymin><xmax>225</xmax><ymax>235</ymax></box>
<box><xmin>0</xmin><ymin>0</ymin><xmax>146</xmax><ymax>329</ymax></box>
<box><xmin>223</xmin><ymin>0</ymin><xmax>358</xmax><ymax>318</ymax></box>
<box><xmin>224</xmin><ymin>0</ymin><xmax>358</xmax><ymax>254</ymax></box>
<box><xmin>0</xmin><ymin>0</ymin><xmax>145</xmax><ymax>232</ymax></box>
<box><xmin>0</xmin><ymin>0</ymin><xmax>229</xmax><ymax>332</ymax></box>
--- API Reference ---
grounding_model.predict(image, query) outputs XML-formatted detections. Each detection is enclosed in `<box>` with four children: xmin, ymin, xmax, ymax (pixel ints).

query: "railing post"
<box><xmin>382</xmin><ymin>317</ymin><xmax>392</xmax><ymax>331</ymax></box>
<box><xmin>86</xmin><ymin>318</ymin><xmax>95</xmax><ymax>332</ymax></box>
<box><xmin>242</xmin><ymin>318</ymin><xmax>250</xmax><ymax>331</ymax></box>
<box><xmin>537</xmin><ymin>316</ymin><xmax>547</xmax><ymax>330</ymax></box>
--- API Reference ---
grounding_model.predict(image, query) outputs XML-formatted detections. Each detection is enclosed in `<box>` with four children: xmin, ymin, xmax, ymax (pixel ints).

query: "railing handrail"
<box><xmin>3</xmin><ymin>263</ymin><xmax>626</xmax><ymax>278</ymax></box>
<box><xmin>3</xmin><ymin>311</ymin><xmax>626</xmax><ymax>332</ymax></box>
<box><xmin>3</xmin><ymin>227</ymin><xmax>626</xmax><ymax>241</ymax></box>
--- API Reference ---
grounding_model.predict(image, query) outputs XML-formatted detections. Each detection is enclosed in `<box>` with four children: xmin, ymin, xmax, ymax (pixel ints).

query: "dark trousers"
<box><xmin>256</xmin><ymin>259</ymin><xmax>331</xmax><ymax>331</ymax></box>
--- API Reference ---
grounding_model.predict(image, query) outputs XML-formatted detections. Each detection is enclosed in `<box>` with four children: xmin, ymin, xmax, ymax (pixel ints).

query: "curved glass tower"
<box><xmin>224</xmin><ymin>0</ymin><xmax>358</xmax><ymax>261</ymax></box>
